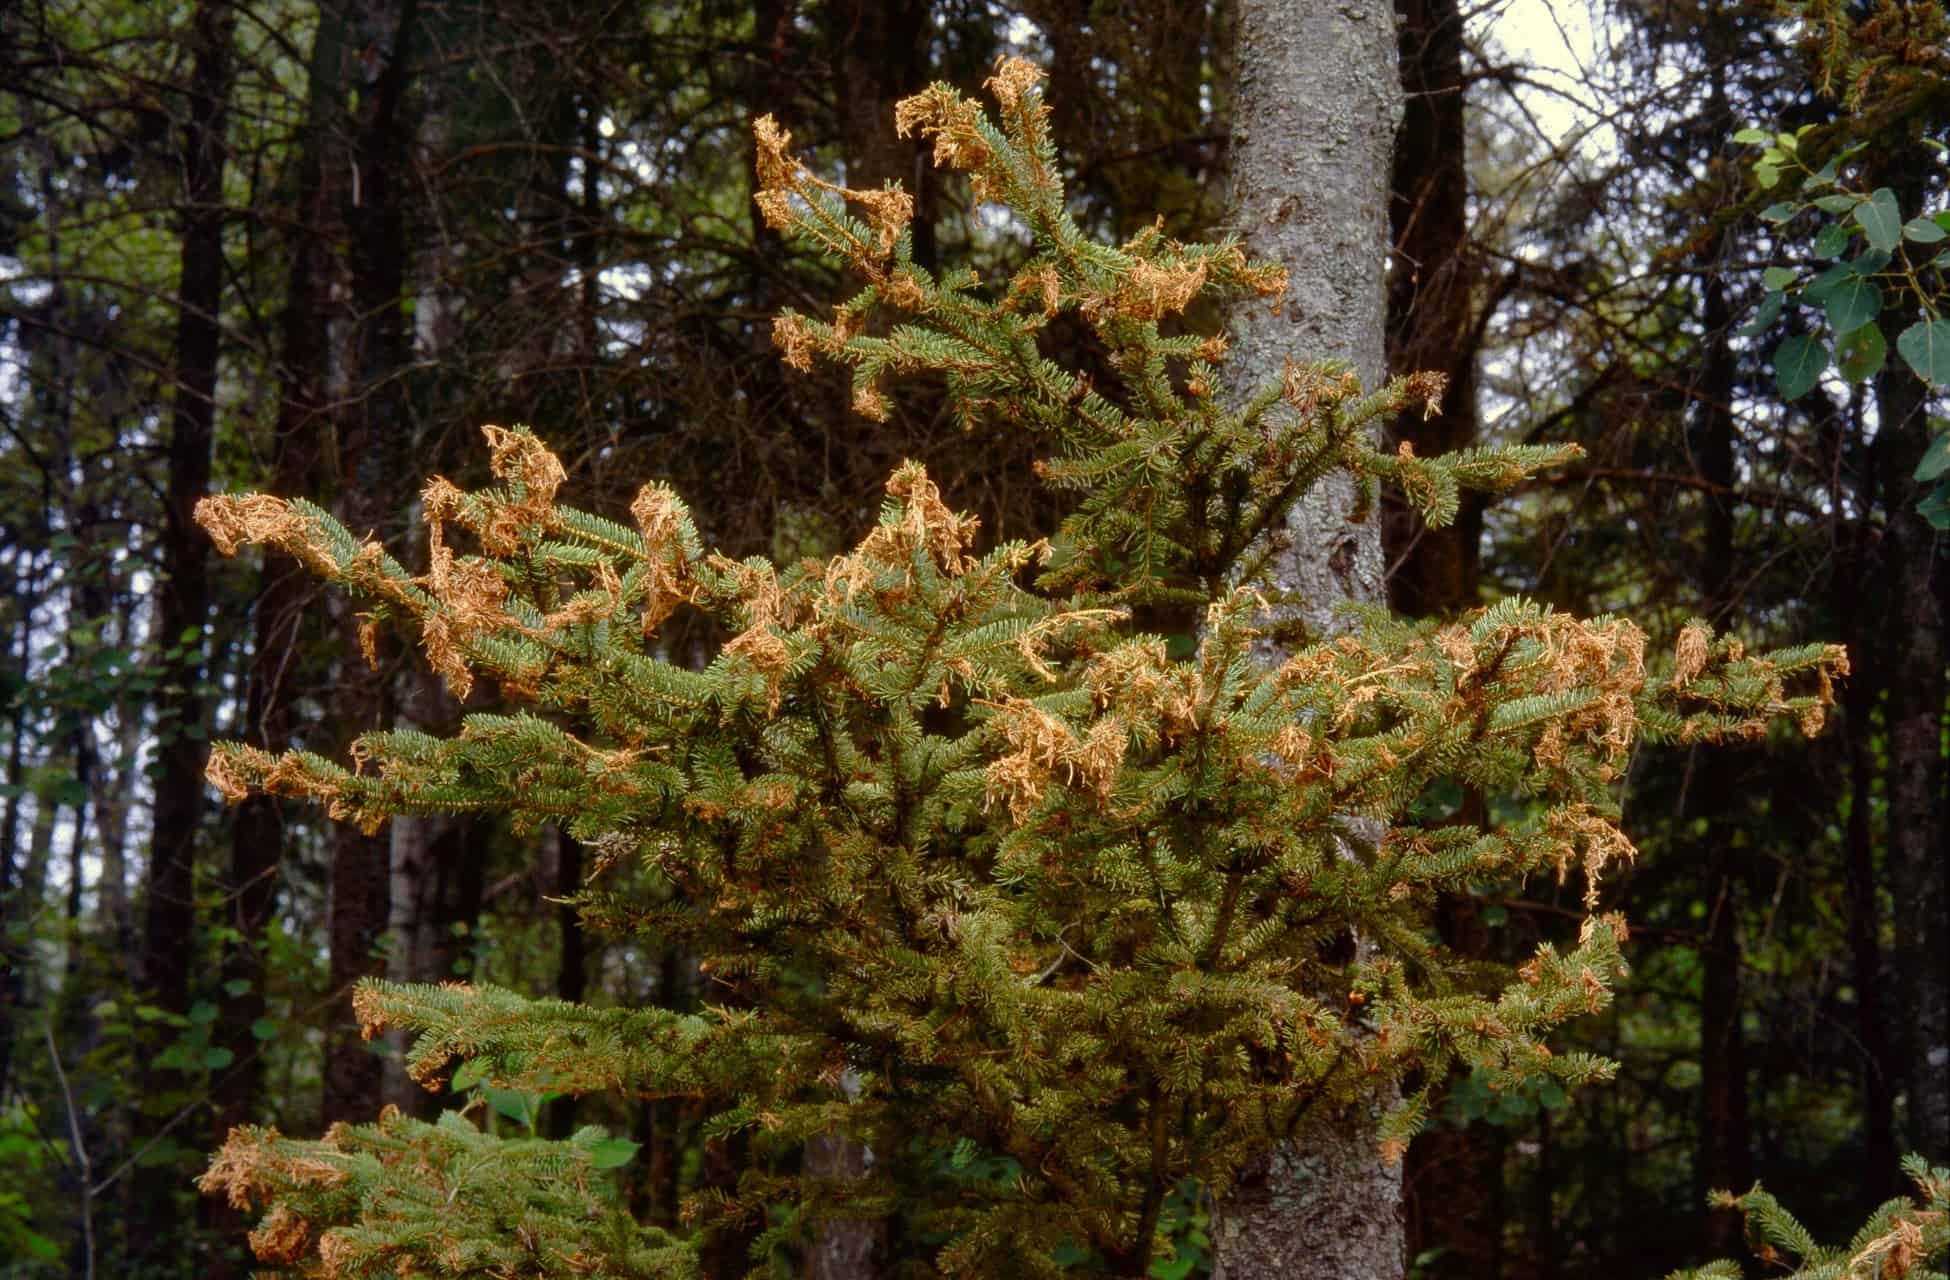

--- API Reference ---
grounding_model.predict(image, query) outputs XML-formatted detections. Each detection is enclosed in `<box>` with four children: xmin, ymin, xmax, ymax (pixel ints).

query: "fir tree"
<box><xmin>1667</xmin><ymin>1155</ymin><xmax>1949</xmax><ymax>1279</ymax></box>
<box><xmin>195</xmin><ymin>61</ymin><xmax>1846</xmax><ymax>1279</ymax></box>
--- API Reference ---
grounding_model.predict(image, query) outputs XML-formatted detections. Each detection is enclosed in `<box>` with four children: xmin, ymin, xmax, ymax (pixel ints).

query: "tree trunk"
<box><xmin>207</xmin><ymin>14</ymin><xmax>341</xmax><ymax>1261</ymax></box>
<box><xmin>91</xmin><ymin>687</ymin><xmax>140</xmax><ymax>964</ymax></box>
<box><xmin>1839</xmin><ymin>585</ymin><xmax>1900</xmax><ymax>1202</ymax></box>
<box><xmin>1876</xmin><ymin>357</ymin><xmax>1949</xmax><ymax>1160</ymax></box>
<box><xmin>1401</xmin><ymin>891</ymin><xmax>1503</xmax><ymax>1280</ymax></box>
<box><xmin>324</xmin><ymin>0</ymin><xmax>420</xmax><ymax>1127</ymax></box>
<box><xmin>1211</xmin><ymin>2</ymin><xmax>1404</xmax><ymax>1277</ymax></box>
<box><xmin>1692</xmin><ymin>228</ymin><xmax>1753</xmax><ymax>1258</ymax></box>
<box><xmin>1696</xmin><ymin>842</ymin><xmax>1751</xmax><ymax>1248</ymax></box>
<box><xmin>3</xmin><ymin>793</ymin><xmax>59</xmax><ymax>1103</ymax></box>
<box><xmin>1385</xmin><ymin>0</ymin><xmax>1481</xmax><ymax>621</ymax></box>
<box><xmin>1387</xmin><ymin>5</ymin><xmax>1505</xmax><ymax>1272</ymax></box>
<box><xmin>0</xmin><ymin>589</ymin><xmax>24</xmax><ymax>901</ymax></box>
<box><xmin>799</xmin><ymin>12</ymin><xmax>940</xmax><ymax>1272</ymax></box>
<box><xmin>1864</xmin><ymin>137</ymin><xmax>1949</xmax><ymax>1162</ymax></box>
<box><xmin>385</xmin><ymin>811</ymin><xmax>480</xmax><ymax>1117</ymax></box>
<box><xmin>0</xmin><ymin>574</ymin><xmax>35</xmax><ymax>1103</ymax></box>
<box><xmin>830</xmin><ymin>0</ymin><xmax>937</xmax><ymax>272</ymax></box>
<box><xmin>131</xmin><ymin>0</ymin><xmax>235</xmax><ymax>1267</ymax></box>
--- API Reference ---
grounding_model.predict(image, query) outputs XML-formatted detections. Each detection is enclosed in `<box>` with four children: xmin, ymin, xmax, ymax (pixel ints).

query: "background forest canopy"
<box><xmin>0</xmin><ymin>0</ymin><xmax>1946</xmax><ymax>1278</ymax></box>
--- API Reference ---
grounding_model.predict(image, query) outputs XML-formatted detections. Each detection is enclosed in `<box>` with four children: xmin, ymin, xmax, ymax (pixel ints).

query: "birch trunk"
<box><xmin>1211</xmin><ymin>1</ymin><xmax>1405</xmax><ymax>1276</ymax></box>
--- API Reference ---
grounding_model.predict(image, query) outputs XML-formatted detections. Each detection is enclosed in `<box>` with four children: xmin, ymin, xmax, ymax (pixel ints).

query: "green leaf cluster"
<box><xmin>1731</xmin><ymin>129</ymin><xmax>1950</xmax><ymax>401</ymax></box>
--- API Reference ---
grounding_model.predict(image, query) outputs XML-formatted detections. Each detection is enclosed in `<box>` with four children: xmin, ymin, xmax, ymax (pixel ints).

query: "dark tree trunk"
<box><xmin>0</xmin><ymin>591</ymin><xmax>24</xmax><ymax>901</ymax></box>
<box><xmin>1401</xmin><ymin>896</ymin><xmax>1504</xmax><ymax>1280</ymax></box>
<box><xmin>1862</xmin><ymin>138</ymin><xmax>1949</xmax><ymax>1162</ymax></box>
<box><xmin>802</xmin><ymin>17</ymin><xmax>937</xmax><ymax>1274</ymax></box>
<box><xmin>206</xmin><ymin>14</ymin><xmax>341</xmax><ymax>1266</ymax></box>
<box><xmin>746</xmin><ymin>0</ymin><xmax>794</xmax><ymax>302</ymax></box>
<box><xmin>1696</xmin><ymin>844</ymin><xmax>1751</xmax><ymax>1248</ymax></box>
<box><xmin>322</xmin><ymin>824</ymin><xmax>390</xmax><ymax>1126</ymax></box>
<box><xmin>1385</xmin><ymin>0</ymin><xmax>1481</xmax><ymax>621</ymax></box>
<box><xmin>1839</xmin><ymin>580</ymin><xmax>1900</xmax><ymax>1201</ymax></box>
<box><xmin>130</xmin><ymin>1</ymin><xmax>235</xmax><ymax>1268</ymax></box>
<box><xmin>1876</xmin><ymin>359</ymin><xmax>1949</xmax><ymax>1160</ymax></box>
<box><xmin>1404</xmin><ymin>1118</ymin><xmax>1503</xmax><ymax>1280</ymax></box>
<box><xmin>1531</xmin><ymin>1104</ymin><xmax>1557</xmax><ymax>1280</ymax></box>
<box><xmin>323</xmin><ymin>0</ymin><xmax>419</xmax><ymax>1127</ymax></box>
<box><xmin>0</xmin><ymin>586</ymin><xmax>27</xmax><ymax>1101</ymax></box>
<box><xmin>829</xmin><ymin>0</ymin><xmax>937</xmax><ymax>272</ymax></box>
<box><xmin>1388</xmin><ymin>6</ymin><xmax>1504</xmax><ymax>1272</ymax></box>
<box><xmin>4</xmin><ymin>794</ymin><xmax>58</xmax><ymax>1112</ymax></box>
<box><xmin>1691</xmin><ymin>223</ymin><xmax>1754</xmax><ymax>1257</ymax></box>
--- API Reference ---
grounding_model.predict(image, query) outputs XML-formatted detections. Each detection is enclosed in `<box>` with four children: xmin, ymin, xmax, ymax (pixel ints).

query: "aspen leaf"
<box><xmin>1919</xmin><ymin>489</ymin><xmax>1950</xmax><ymax>531</ymax></box>
<box><xmin>1821</xmin><ymin>276</ymin><xmax>1881</xmax><ymax>336</ymax></box>
<box><xmin>1773</xmin><ymin>335</ymin><xmax>1828</xmax><ymax>400</ymax></box>
<box><xmin>1853</xmin><ymin>188</ymin><xmax>1902</xmax><ymax>252</ymax></box>
<box><xmin>1849</xmin><ymin>249</ymin><xmax>1891</xmax><ymax>276</ymax></box>
<box><xmin>1837</xmin><ymin>324</ymin><xmax>1887</xmax><ymax>384</ymax></box>
<box><xmin>1912</xmin><ymin>434</ymin><xmax>1950</xmax><ymax>484</ymax></box>
<box><xmin>1736</xmin><ymin>291</ymin><xmax>1784</xmax><ymax>337</ymax></box>
<box><xmin>1898</xmin><ymin>318</ymin><xmax>1950</xmax><ymax>386</ymax></box>
<box><xmin>1801</xmin><ymin>263</ymin><xmax>1852</xmax><ymax>300</ymax></box>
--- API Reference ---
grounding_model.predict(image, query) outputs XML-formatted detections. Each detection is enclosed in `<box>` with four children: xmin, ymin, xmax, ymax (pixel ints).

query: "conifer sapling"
<box><xmin>196</xmin><ymin>60</ymin><xmax>1848</xmax><ymax>1279</ymax></box>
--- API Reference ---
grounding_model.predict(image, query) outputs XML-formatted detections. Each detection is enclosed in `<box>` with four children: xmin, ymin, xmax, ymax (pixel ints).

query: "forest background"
<box><xmin>0</xmin><ymin>0</ymin><xmax>1946</xmax><ymax>1276</ymax></box>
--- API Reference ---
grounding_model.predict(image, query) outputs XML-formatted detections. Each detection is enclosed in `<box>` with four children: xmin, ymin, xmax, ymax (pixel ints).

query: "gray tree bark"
<box><xmin>1222</xmin><ymin>0</ymin><xmax>1399</xmax><ymax>640</ymax></box>
<box><xmin>1211</xmin><ymin>1</ymin><xmax>1405</xmax><ymax>1277</ymax></box>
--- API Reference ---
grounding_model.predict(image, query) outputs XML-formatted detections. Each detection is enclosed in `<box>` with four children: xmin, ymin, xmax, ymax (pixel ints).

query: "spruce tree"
<box><xmin>195</xmin><ymin>61</ymin><xmax>1845</xmax><ymax>1278</ymax></box>
<box><xmin>1667</xmin><ymin>1154</ymin><xmax>1949</xmax><ymax>1279</ymax></box>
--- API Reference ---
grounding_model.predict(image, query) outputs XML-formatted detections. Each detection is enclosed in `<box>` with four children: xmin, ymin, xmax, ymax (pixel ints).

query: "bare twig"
<box><xmin>43</xmin><ymin>1022</ymin><xmax>94</xmax><ymax>1280</ymax></box>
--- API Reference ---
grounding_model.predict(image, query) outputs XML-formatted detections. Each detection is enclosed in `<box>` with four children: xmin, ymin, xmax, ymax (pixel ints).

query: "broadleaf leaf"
<box><xmin>1898</xmin><ymin>318</ymin><xmax>1950</xmax><ymax>386</ymax></box>
<box><xmin>1773</xmin><ymin>334</ymin><xmax>1828</xmax><ymax>400</ymax></box>
<box><xmin>1854</xmin><ymin>188</ymin><xmax>1902</xmax><ymax>252</ymax></box>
